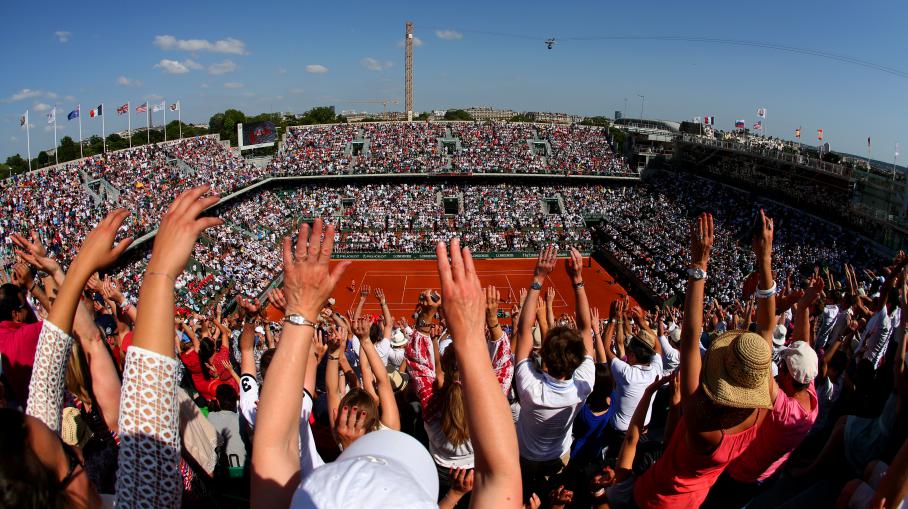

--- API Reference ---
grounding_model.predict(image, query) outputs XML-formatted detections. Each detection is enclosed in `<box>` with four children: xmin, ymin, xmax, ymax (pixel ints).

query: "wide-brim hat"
<box><xmin>630</xmin><ymin>330</ymin><xmax>658</xmax><ymax>355</ymax></box>
<box><xmin>701</xmin><ymin>330</ymin><xmax>772</xmax><ymax>409</ymax></box>
<box><xmin>390</xmin><ymin>329</ymin><xmax>408</xmax><ymax>347</ymax></box>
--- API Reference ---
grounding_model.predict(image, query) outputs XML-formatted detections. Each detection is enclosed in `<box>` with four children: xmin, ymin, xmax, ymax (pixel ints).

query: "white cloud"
<box><xmin>155</xmin><ymin>59</ymin><xmax>190</xmax><ymax>74</ymax></box>
<box><xmin>184</xmin><ymin>59</ymin><xmax>204</xmax><ymax>70</ymax></box>
<box><xmin>47</xmin><ymin>92</ymin><xmax>59</xmax><ymax>99</ymax></box>
<box><xmin>63</xmin><ymin>95</ymin><xmax>74</xmax><ymax>102</ymax></box>
<box><xmin>116</xmin><ymin>75</ymin><xmax>143</xmax><ymax>87</ymax></box>
<box><xmin>153</xmin><ymin>35</ymin><xmax>248</xmax><ymax>55</ymax></box>
<box><xmin>33</xmin><ymin>102</ymin><xmax>50</xmax><ymax>112</ymax></box>
<box><xmin>4</xmin><ymin>88</ymin><xmax>44</xmax><ymax>103</ymax></box>
<box><xmin>208</xmin><ymin>59</ymin><xmax>237</xmax><ymax>75</ymax></box>
<box><xmin>305</xmin><ymin>64</ymin><xmax>328</xmax><ymax>74</ymax></box>
<box><xmin>223</xmin><ymin>82</ymin><xmax>245</xmax><ymax>89</ymax></box>
<box><xmin>398</xmin><ymin>36</ymin><xmax>423</xmax><ymax>48</ymax></box>
<box><xmin>361</xmin><ymin>57</ymin><xmax>394</xmax><ymax>71</ymax></box>
<box><xmin>275</xmin><ymin>67</ymin><xmax>287</xmax><ymax>76</ymax></box>
<box><xmin>200</xmin><ymin>83</ymin><xmax>209</xmax><ymax>89</ymax></box>
<box><xmin>435</xmin><ymin>29</ymin><xmax>463</xmax><ymax>40</ymax></box>
<box><xmin>55</xmin><ymin>31</ymin><xmax>71</xmax><ymax>43</ymax></box>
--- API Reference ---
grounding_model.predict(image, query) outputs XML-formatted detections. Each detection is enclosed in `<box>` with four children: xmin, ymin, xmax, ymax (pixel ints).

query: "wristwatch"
<box><xmin>686</xmin><ymin>267</ymin><xmax>707</xmax><ymax>281</ymax></box>
<box><xmin>530</xmin><ymin>281</ymin><xmax>542</xmax><ymax>291</ymax></box>
<box><xmin>283</xmin><ymin>314</ymin><xmax>316</xmax><ymax>329</ymax></box>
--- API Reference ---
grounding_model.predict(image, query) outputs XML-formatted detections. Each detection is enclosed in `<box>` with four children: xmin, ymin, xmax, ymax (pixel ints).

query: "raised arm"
<box><xmin>752</xmin><ymin>209</ymin><xmax>777</xmax><ymax>344</ymax></box>
<box><xmin>681</xmin><ymin>213</ymin><xmax>713</xmax><ymax>404</ymax></box>
<box><xmin>252</xmin><ymin>219</ymin><xmax>350</xmax><ymax>507</ymax></box>
<box><xmin>486</xmin><ymin>285</ymin><xmax>504</xmax><ymax>342</ymax></box>
<box><xmin>516</xmin><ymin>246</ymin><xmax>557</xmax><ymax>363</ymax></box>
<box><xmin>591</xmin><ymin>307</ymin><xmax>607</xmax><ymax>364</ymax></box>
<box><xmin>793</xmin><ymin>276</ymin><xmax>825</xmax><ymax>345</ymax></box>
<box><xmin>602</xmin><ymin>302</ymin><xmax>619</xmax><ymax>363</ymax></box>
<box><xmin>356</xmin><ymin>316</ymin><xmax>401</xmax><ymax>430</ymax></box>
<box><xmin>436</xmin><ymin>239</ymin><xmax>521</xmax><ymax>508</ymax></box>
<box><xmin>566</xmin><ymin>247</ymin><xmax>594</xmax><ymax>356</ymax></box>
<box><xmin>545</xmin><ymin>287</ymin><xmax>556</xmax><ymax>332</ymax></box>
<box><xmin>375</xmin><ymin>287</ymin><xmax>394</xmax><ymax>338</ymax></box>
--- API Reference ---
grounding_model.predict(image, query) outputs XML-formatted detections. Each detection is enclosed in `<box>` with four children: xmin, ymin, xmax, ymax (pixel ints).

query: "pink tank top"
<box><xmin>633</xmin><ymin>411</ymin><xmax>763</xmax><ymax>509</ymax></box>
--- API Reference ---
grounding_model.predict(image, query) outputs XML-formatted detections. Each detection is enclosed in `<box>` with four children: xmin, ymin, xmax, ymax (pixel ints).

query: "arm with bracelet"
<box><xmin>516</xmin><ymin>245</ymin><xmax>557</xmax><ymax>363</ymax></box>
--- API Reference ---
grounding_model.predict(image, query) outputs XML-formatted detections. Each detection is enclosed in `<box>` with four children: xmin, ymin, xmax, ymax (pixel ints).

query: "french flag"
<box><xmin>89</xmin><ymin>105</ymin><xmax>102</xmax><ymax>118</ymax></box>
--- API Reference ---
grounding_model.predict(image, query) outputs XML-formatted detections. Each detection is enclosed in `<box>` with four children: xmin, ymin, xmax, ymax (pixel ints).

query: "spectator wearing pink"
<box><xmin>0</xmin><ymin>283</ymin><xmax>42</xmax><ymax>406</ymax></box>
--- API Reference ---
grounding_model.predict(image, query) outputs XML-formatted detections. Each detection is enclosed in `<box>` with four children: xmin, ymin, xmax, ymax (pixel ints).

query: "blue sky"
<box><xmin>2</xmin><ymin>0</ymin><xmax>906</xmax><ymax>160</ymax></box>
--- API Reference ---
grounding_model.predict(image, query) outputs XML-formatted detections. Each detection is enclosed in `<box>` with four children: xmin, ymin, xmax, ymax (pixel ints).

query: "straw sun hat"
<box><xmin>701</xmin><ymin>330</ymin><xmax>772</xmax><ymax>409</ymax></box>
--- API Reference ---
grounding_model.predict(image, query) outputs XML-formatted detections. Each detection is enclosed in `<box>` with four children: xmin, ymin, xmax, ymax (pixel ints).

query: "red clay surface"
<box><xmin>267</xmin><ymin>257</ymin><xmax>634</xmax><ymax>324</ymax></box>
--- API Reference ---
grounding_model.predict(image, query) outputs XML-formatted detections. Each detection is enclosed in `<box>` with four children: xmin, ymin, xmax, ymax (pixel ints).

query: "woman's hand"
<box><xmin>565</xmin><ymin>246</ymin><xmax>583</xmax><ymax>284</ymax></box>
<box><xmin>436</xmin><ymin>240</ymin><xmax>485</xmax><ymax>342</ymax></box>
<box><xmin>689</xmin><ymin>212</ymin><xmax>714</xmax><ymax>270</ymax></box>
<box><xmin>69</xmin><ymin>209</ymin><xmax>134</xmax><ymax>278</ymax></box>
<box><xmin>282</xmin><ymin>219</ymin><xmax>350</xmax><ymax>319</ymax></box>
<box><xmin>147</xmin><ymin>186</ymin><xmax>223</xmax><ymax>279</ymax></box>
<box><xmin>534</xmin><ymin>245</ymin><xmax>557</xmax><ymax>280</ymax></box>
<box><xmin>11</xmin><ymin>231</ymin><xmax>63</xmax><ymax>278</ymax></box>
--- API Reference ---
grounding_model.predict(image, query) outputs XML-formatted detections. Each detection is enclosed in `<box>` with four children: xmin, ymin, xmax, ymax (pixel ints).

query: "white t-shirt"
<box><xmin>515</xmin><ymin>357</ymin><xmax>596</xmax><ymax>462</ymax></box>
<box><xmin>815</xmin><ymin>305</ymin><xmax>840</xmax><ymax>350</ymax></box>
<box><xmin>658</xmin><ymin>335</ymin><xmax>679</xmax><ymax>376</ymax></box>
<box><xmin>424</xmin><ymin>417</ymin><xmax>474</xmax><ymax>469</ymax></box>
<box><xmin>607</xmin><ymin>355</ymin><xmax>663</xmax><ymax>432</ymax></box>
<box><xmin>860</xmin><ymin>307</ymin><xmax>899</xmax><ymax>369</ymax></box>
<box><xmin>238</xmin><ymin>373</ymin><xmax>324</xmax><ymax>475</ymax></box>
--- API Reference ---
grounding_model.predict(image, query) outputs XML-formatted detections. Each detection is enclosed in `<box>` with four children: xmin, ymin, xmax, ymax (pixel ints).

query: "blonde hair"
<box><xmin>338</xmin><ymin>388</ymin><xmax>380</xmax><ymax>432</ymax></box>
<box><xmin>439</xmin><ymin>347</ymin><xmax>470</xmax><ymax>447</ymax></box>
<box><xmin>65</xmin><ymin>343</ymin><xmax>93</xmax><ymax>406</ymax></box>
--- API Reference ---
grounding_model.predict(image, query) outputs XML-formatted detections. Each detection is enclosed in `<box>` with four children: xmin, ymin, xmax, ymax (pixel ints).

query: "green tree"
<box><xmin>302</xmin><ymin>107</ymin><xmax>337</xmax><ymax>125</ymax></box>
<box><xmin>5</xmin><ymin>154</ymin><xmax>28</xmax><ymax>175</ymax></box>
<box><xmin>416</xmin><ymin>112</ymin><xmax>431</xmax><ymax>121</ymax></box>
<box><xmin>444</xmin><ymin>109</ymin><xmax>473</xmax><ymax>121</ymax></box>
<box><xmin>221</xmin><ymin>109</ymin><xmax>246</xmax><ymax>146</ymax></box>
<box><xmin>580</xmin><ymin>116</ymin><xmax>610</xmax><ymax>127</ymax></box>
<box><xmin>87</xmin><ymin>135</ymin><xmax>104</xmax><ymax>155</ymax></box>
<box><xmin>37</xmin><ymin>151</ymin><xmax>49</xmax><ymax>166</ymax></box>
<box><xmin>509</xmin><ymin>113</ymin><xmax>533</xmax><ymax>122</ymax></box>
<box><xmin>58</xmin><ymin>137</ymin><xmax>78</xmax><ymax>162</ymax></box>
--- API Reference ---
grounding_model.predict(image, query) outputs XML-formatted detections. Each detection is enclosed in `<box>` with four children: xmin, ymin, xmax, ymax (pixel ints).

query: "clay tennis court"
<box><xmin>321</xmin><ymin>256</ymin><xmax>633</xmax><ymax>323</ymax></box>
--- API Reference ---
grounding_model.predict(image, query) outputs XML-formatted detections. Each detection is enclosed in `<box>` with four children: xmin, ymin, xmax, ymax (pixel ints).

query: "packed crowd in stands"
<box><xmin>1</xmin><ymin>187</ymin><xmax>906</xmax><ymax>508</ymax></box>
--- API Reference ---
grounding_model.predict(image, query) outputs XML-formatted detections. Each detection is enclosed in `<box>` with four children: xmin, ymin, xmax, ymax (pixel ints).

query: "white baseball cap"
<box><xmin>293</xmin><ymin>430</ymin><xmax>438</xmax><ymax>508</ymax></box>
<box><xmin>780</xmin><ymin>340</ymin><xmax>818</xmax><ymax>384</ymax></box>
<box><xmin>255</xmin><ymin>325</ymin><xmax>265</xmax><ymax>334</ymax></box>
<box><xmin>772</xmin><ymin>324</ymin><xmax>787</xmax><ymax>347</ymax></box>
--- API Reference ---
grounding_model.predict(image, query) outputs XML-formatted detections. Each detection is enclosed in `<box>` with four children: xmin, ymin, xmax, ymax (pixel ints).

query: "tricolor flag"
<box><xmin>795</xmin><ymin>127</ymin><xmax>801</xmax><ymax>139</ymax></box>
<box><xmin>89</xmin><ymin>105</ymin><xmax>103</xmax><ymax>118</ymax></box>
<box><xmin>817</xmin><ymin>129</ymin><xmax>824</xmax><ymax>141</ymax></box>
<box><xmin>151</xmin><ymin>101</ymin><xmax>165</xmax><ymax>112</ymax></box>
<box><xmin>735</xmin><ymin>119</ymin><xmax>745</xmax><ymax>129</ymax></box>
<box><xmin>136</xmin><ymin>102</ymin><xmax>148</xmax><ymax>113</ymax></box>
<box><xmin>703</xmin><ymin>116</ymin><xmax>715</xmax><ymax>125</ymax></box>
<box><xmin>117</xmin><ymin>103</ymin><xmax>129</xmax><ymax>115</ymax></box>
<box><xmin>757</xmin><ymin>107</ymin><xmax>766</xmax><ymax>118</ymax></box>
<box><xmin>169</xmin><ymin>101</ymin><xmax>179</xmax><ymax>111</ymax></box>
<box><xmin>67</xmin><ymin>107</ymin><xmax>80</xmax><ymax>120</ymax></box>
<box><xmin>753</xmin><ymin>121</ymin><xmax>762</xmax><ymax>130</ymax></box>
<box><xmin>47</xmin><ymin>109</ymin><xmax>56</xmax><ymax>124</ymax></box>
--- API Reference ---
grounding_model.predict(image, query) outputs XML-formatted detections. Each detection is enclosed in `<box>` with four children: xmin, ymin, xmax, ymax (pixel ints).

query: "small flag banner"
<box><xmin>795</xmin><ymin>128</ymin><xmax>801</xmax><ymax>139</ymax></box>
<box><xmin>19</xmin><ymin>114</ymin><xmax>26</xmax><ymax>127</ymax></box>
<box><xmin>117</xmin><ymin>103</ymin><xmax>129</xmax><ymax>115</ymax></box>
<box><xmin>818</xmin><ymin>129</ymin><xmax>824</xmax><ymax>141</ymax></box>
<box><xmin>67</xmin><ymin>107</ymin><xmax>80</xmax><ymax>120</ymax></box>
<box><xmin>753</xmin><ymin>121</ymin><xmax>762</xmax><ymax>130</ymax></box>
<box><xmin>169</xmin><ymin>102</ymin><xmax>179</xmax><ymax>111</ymax></box>
<box><xmin>735</xmin><ymin>119</ymin><xmax>745</xmax><ymax>129</ymax></box>
<box><xmin>151</xmin><ymin>101</ymin><xmax>165</xmax><ymax>112</ymax></box>
<box><xmin>47</xmin><ymin>110</ymin><xmax>56</xmax><ymax>124</ymax></box>
<box><xmin>757</xmin><ymin>107</ymin><xmax>766</xmax><ymax>118</ymax></box>
<box><xmin>703</xmin><ymin>116</ymin><xmax>715</xmax><ymax>125</ymax></box>
<box><xmin>89</xmin><ymin>105</ymin><xmax>103</xmax><ymax>118</ymax></box>
<box><xmin>136</xmin><ymin>103</ymin><xmax>148</xmax><ymax>113</ymax></box>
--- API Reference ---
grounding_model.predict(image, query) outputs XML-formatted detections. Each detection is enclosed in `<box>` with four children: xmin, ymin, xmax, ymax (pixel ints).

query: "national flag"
<box><xmin>795</xmin><ymin>127</ymin><xmax>801</xmax><ymax>139</ymax></box>
<box><xmin>151</xmin><ymin>101</ymin><xmax>165</xmax><ymax>112</ymax></box>
<box><xmin>757</xmin><ymin>107</ymin><xmax>766</xmax><ymax>118</ymax></box>
<box><xmin>47</xmin><ymin>109</ymin><xmax>56</xmax><ymax>124</ymax></box>
<box><xmin>19</xmin><ymin>114</ymin><xmax>26</xmax><ymax>127</ymax></box>
<box><xmin>89</xmin><ymin>105</ymin><xmax>102</xmax><ymax>118</ymax></box>
<box><xmin>117</xmin><ymin>103</ymin><xmax>129</xmax><ymax>115</ymax></box>
<box><xmin>868</xmin><ymin>137</ymin><xmax>871</xmax><ymax>148</ymax></box>
<box><xmin>169</xmin><ymin>101</ymin><xmax>179</xmax><ymax>111</ymax></box>
<box><xmin>136</xmin><ymin>103</ymin><xmax>148</xmax><ymax>113</ymax></box>
<box><xmin>735</xmin><ymin>119</ymin><xmax>745</xmax><ymax>129</ymax></box>
<box><xmin>817</xmin><ymin>129</ymin><xmax>824</xmax><ymax>141</ymax></box>
<box><xmin>67</xmin><ymin>107</ymin><xmax>80</xmax><ymax>120</ymax></box>
<box><xmin>694</xmin><ymin>116</ymin><xmax>701</xmax><ymax>123</ymax></box>
<box><xmin>703</xmin><ymin>116</ymin><xmax>715</xmax><ymax>125</ymax></box>
<box><xmin>753</xmin><ymin>121</ymin><xmax>762</xmax><ymax>130</ymax></box>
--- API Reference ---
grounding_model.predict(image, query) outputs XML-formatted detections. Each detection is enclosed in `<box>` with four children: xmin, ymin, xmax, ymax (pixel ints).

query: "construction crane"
<box><xmin>336</xmin><ymin>99</ymin><xmax>400</xmax><ymax>119</ymax></box>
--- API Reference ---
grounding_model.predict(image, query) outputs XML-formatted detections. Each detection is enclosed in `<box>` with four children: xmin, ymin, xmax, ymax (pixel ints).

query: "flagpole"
<box><xmin>146</xmin><ymin>104</ymin><xmax>150</xmax><ymax>145</ymax></box>
<box><xmin>53</xmin><ymin>105</ymin><xmax>58</xmax><ymax>165</ymax></box>
<box><xmin>78</xmin><ymin>104</ymin><xmax>83</xmax><ymax>159</ymax></box>
<box><xmin>178</xmin><ymin>101</ymin><xmax>182</xmax><ymax>139</ymax></box>
<box><xmin>128</xmin><ymin>102</ymin><xmax>132</xmax><ymax>148</ymax></box>
<box><xmin>100</xmin><ymin>104</ymin><xmax>106</xmax><ymax>153</ymax></box>
<box><xmin>25</xmin><ymin>110</ymin><xmax>32</xmax><ymax>171</ymax></box>
<box><xmin>163</xmin><ymin>100</ymin><xmax>167</xmax><ymax>142</ymax></box>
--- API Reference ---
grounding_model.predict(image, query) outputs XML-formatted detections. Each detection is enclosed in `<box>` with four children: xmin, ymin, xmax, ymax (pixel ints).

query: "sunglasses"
<box><xmin>56</xmin><ymin>439</ymin><xmax>85</xmax><ymax>490</ymax></box>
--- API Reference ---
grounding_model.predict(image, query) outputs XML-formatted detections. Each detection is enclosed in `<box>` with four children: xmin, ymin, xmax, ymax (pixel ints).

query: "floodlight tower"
<box><xmin>405</xmin><ymin>21</ymin><xmax>413</xmax><ymax>122</ymax></box>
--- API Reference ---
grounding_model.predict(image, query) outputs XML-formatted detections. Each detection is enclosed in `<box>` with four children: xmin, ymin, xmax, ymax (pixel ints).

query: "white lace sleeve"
<box><xmin>115</xmin><ymin>346</ymin><xmax>183</xmax><ymax>509</ymax></box>
<box><xmin>25</xmin><ymin>320</ymin><xmax>73</xmax><ymax>433</ymax></box>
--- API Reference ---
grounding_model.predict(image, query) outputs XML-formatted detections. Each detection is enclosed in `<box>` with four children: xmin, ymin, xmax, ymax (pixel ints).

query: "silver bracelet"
<box><xmin>755</xmin><ymin>281</ymin><xmax>777</xmax><ymax>299</ymax></box>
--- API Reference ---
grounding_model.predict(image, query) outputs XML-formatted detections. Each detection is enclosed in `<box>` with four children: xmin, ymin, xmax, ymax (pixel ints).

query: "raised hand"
<box><xmin>449</xmin><ymin>468</ymin><xmax>475</xmax><ymax>497</ymax></box>
<box><xmin>549</xmin><ymin>485</ymin><xmax>574</xmax><ymax>507</ymax></box>
<box><xmin>359</xmin><ymin>284</ymin><xmax>370</xmax><ymax>300</ymax></box>
<box><xmin>591</xmin><ymin>307</ymin><xmax>601</xmax><ymax>337</ymax></box>
<box><xmin>373</xmin><ymin>287</ymin><xmax>386</xmax><ymax>303</ymax></box>
<box><xmin>545</xmin><ymin>286</ymin><xmax>555</xmax><ymax>304</ymax></box>
<box><xmin>282</xmin><ymin>219</ymin><xmax>351</xmax><ymax>319</ymax></box>
<box><xmin>418</xmin><ymin>288</ymin><xmax>442</xmax><ymax>313</ymax></box>
<box><xmin>312</xmin><ymin>329</ymin><xmax>329</xmax><ymax>360</ymax></box>
<box><xmin>534</xmin><ymin>245</ymin><xmax>558</xmax><ymax>280</ymax></box>
<box><xmin>751</xmin><ymin>209</ymin><xmax>774</xmax><ymax>260</ymax></box>
<box><xmin>101</xmin><ymin>277</ymin><xmax>126</xmax><ymax>305</ymax></box>
<box><xmin>11</xmin><ymin>263</ymin><xmax>33</xmax><ymax>291</ymax></box>
<box><xmin>485</xmin><ymin>285</ymin><xmax>500</xmax><ymax>317</ymax></box>
<box><xmin>237</xmin><ymin>296</ymin><xmax>261</xmax><ymax>317</ymax></box>
<box><xmin>565</xmin><ymin>246</ymin><xmax>584</xmax><ymax>283</ymax></box>
<box><xmin>690</xmin><ymin>212</ymin><xmax>714</xmax><ymax>270</ymax></box>
<box><xmin>351</xmin><ymin>315</ymin><xmax>371</xmax><ymax>341</ymax></box>
<box><xmin>87</xmin><ymin>272</ymin><xmax>103</xmax><ymax>293</ymax></box>
<box><xmin>333</xmin><ymin>404</ymin><xmax>368</xmax><ymax>450</ymax></box>
<box><xmin>11</xmin><ymin>231</ymin><xmax>62</xmax><ymax>278</ymax></box>
<box><xmin>436</xmin><ymin>240</ymin><xmax>484</xmax><ymax>341</ymax></box>
<box><xmin>798</xmin><ymin>275</ymin><xmax>826</xmax><ymax>308</ymax></box>
<box><xmin>267</xmin><ymin>288</ymin><xmax>287</xmax><ymax>312</ymax></box>
<box><xmin>525</xmin><ymin>493</ymin><xmax>541</xmax><ymax>509</ymax></box>
<box><xmin>70</xmin><ymin>209</ymin><xmax>134</xmax><ymax>278</ymax></box>
<box><xmin>325</xmin><ymin>326</ymin><xmax>343</xmax><ymax>354</ymax></box>
<box><xmin>147</xmin><ymin>186</ymin><xmax>222</xmax><ymax>280</ymax></box>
